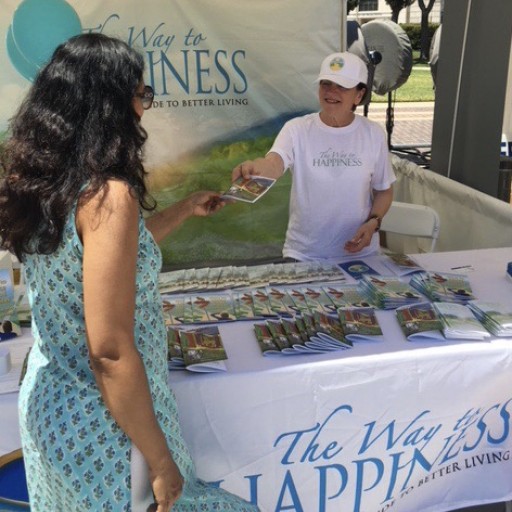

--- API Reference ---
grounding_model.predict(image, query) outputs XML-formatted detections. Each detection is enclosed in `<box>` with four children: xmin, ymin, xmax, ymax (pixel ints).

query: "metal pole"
<box><xmin>446</xmin><ymin>0</ymin><xmax>472</xmax><ymax>178</ymax></box>
<box><xmin>386</xmin><ymin>91</ymin><xmax>394</xmax><ymax>150</ymax></box>
<box><xmin>340</xmin><ymin>0</ymin><xmax>347</xmax><ymax>51</ymax></box>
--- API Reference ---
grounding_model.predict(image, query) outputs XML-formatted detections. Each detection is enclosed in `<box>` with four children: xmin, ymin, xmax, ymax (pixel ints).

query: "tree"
<box><xmin>418</xmin><ymin>0</ymin><xmax>436</xmax><ymax>60</ymax></box>
<box><xmin>385</xmin><ymin>0</ymin><xmax>416</xmax><ymax>23</ymax></box>
<box><xmin>347</xmin><ymin>0</ymin><xmax>359</xmax><ymax>13</ymax></box>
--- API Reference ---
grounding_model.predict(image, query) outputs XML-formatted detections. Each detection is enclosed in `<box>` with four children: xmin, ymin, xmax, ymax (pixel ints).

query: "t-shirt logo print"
<box><xmin>329</xmin><ymin>57</ymin><xmax>345</xmax><ymax>71</ymax></box>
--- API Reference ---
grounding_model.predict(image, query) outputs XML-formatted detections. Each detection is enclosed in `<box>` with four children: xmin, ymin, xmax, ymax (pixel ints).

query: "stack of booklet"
<box><xmin>253</xmin><ymin>307</ymin><xmax>383</xmax><ymax>356</ymax></box>
<box><xmin>396</xmin><ymin>301</ymin><xmax>491</xmax><ymax>341</ymax></box>
<box><xmin>158</xmin><ymin>260</ymin><xmax>346</xmax><ymax>294</ymax></box>
<box><xmin>467</xmin><ymin>301</ymin><xmax>512</xmax><ymax>337</ymax></box>
<box><xmin>409</xmin><ymin>271</ymin><xmax>476</xmax><ymax>304</ymax></box>
<box><xmin>161</xmin><ymin>293</ymin><xmax>237</xmax><ymax>325</ymax></box>
<box><xmin>360</xmin><ymin>275</ymin><xmax>425</xmax><ymax>309</ymax></box>
<box><xmin>161</xmin><ymin>282</ymin><xmax>376</xmax><ymax>326</ymax></box>
<box><xmin>166</xmin><ymin>325</ymin><xmax>228</xmax><ymax>372</ymax></box>
<box><xmin>322</xmin><ymin>283</ymin><xmax>375</xmax><ymax>308</ymax></box>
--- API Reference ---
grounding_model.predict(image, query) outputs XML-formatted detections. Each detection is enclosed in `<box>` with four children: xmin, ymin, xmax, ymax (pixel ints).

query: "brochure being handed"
<box><xmin>221</xmin><ymin>176</ymin><xmax>276</xmax><ymax>203</ymax></box>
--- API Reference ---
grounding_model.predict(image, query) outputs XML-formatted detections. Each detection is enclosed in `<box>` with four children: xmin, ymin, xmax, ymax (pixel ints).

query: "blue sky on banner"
<box><xmin>0</xmin><ymin>0</ymin><xmax>342</xmax><ymax>171</ymax></box>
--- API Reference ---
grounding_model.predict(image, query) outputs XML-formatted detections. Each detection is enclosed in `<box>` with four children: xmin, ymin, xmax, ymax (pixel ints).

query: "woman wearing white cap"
<box><xmin>232</xmin><ymin>52</ymin><xmax>395</xmax><ymax>262</ymax></box>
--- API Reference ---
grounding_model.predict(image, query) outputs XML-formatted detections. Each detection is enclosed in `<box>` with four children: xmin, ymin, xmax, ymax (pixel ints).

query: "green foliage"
<box><xmin>347</xmin><ymin>0</ymin><xmax>359</xmax><ymax>13</ymax></box>
<box><xmin>400</xmin><ymin>22</ymin><xmax>440</xmax><ymax>53</ymax></box>
<box><xmin>385</xmin><ymin>0</ymin><xmax>416</xmax><ymax>22</ymax></box>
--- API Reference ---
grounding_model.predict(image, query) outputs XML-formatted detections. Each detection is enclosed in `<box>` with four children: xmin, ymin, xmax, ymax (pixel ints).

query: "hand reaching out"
<box><xmin>186</xmin><ymin>191</ymin><xmax>225</xmax><ymax>217</ymax></box>
<box><xmin>231</xmin><ymin>160</ymin><xmax>260</xmax><ymax>182</ymax></box>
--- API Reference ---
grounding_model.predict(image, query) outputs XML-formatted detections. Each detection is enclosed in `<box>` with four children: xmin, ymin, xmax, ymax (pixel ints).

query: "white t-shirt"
<box><xmin>269</xmin><ymin>113</ymin><xmax>395</xmax><ymax>261</ymax></box>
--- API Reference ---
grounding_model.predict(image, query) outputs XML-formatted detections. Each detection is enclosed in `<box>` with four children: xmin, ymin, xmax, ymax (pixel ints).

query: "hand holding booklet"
<box><xmin>221</xmin><ymin>175</ymin><xmax>276</xmax><ymax>203</ymax></box>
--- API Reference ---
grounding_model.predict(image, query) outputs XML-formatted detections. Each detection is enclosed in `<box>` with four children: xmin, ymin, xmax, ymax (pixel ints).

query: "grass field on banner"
<box><xmin>149</xmin><ymin>136</ymin><xmax>291</xmax><ymax>268</ymax></box>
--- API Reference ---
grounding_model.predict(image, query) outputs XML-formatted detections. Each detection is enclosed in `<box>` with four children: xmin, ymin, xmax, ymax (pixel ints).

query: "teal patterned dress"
<box><xmin>19</xmin><ymin>207</ymin><xmax>259</xmax><ymax>512</ymax></box>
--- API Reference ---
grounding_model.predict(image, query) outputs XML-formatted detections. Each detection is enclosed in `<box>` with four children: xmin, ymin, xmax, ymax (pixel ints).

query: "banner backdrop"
<box><xmin>0</xmin><ymin>0</ymin><xmax>343</xmax><ymax>267</ymax></box>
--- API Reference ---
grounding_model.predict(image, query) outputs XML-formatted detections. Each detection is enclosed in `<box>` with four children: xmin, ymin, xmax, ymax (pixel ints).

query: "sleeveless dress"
<box><xmin>18</xmin><ymin>206</ymin><xmax>259</xmax><ymax>512</ymax></box>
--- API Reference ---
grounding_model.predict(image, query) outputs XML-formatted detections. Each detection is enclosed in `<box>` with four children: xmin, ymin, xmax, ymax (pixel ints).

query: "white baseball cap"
<box><xmin>316</xmin><ymin>52</ymin><xmax>368</xmax><ymax>88</ymax></box>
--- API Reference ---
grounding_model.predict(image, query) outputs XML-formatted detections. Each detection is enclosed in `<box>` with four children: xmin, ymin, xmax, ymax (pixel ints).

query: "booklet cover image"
<box><xmin>221</xmin><ymin>176</ymin><xmax>276</xmax><ymax>203</ymax></box>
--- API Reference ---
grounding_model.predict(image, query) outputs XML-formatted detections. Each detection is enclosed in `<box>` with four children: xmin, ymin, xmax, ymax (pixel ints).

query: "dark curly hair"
<box><xmin>0</xmin><ymin>33</ymin><xmax>155</xmax><ymax>261</ymax></box>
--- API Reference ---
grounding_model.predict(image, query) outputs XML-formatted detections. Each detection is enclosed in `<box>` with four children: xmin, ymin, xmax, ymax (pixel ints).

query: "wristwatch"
<box><xmin>366</xmin><ymin>214</ymin><xmax>382</xmax><ymax>232</ymax></box>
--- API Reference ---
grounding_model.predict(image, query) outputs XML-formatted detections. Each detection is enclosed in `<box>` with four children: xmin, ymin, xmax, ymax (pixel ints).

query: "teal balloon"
<box><xmin>12</xmin><ymin>0</ymin><xmax>82</xmax><ymax>69</ymax></box>
<box><xmin>6</xmin><ymin>24</ymin><xmax>39</xmax><ymax>81</ymax></box>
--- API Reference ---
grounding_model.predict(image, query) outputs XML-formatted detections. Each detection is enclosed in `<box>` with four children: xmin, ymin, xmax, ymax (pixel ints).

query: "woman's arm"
<box><xmin>232</xmin><ymin>152</ymin><xmax>285</xmax><ymax>181</ymax></box>
<box><xmin>145</xmin><ymin>190</ymin><xmax>224</xmax><ymax>244</ymax></box>
<box><xmin>77</xmin><ymin>180</ymin><xmax>182</xmax><ymax>510</ymax></box>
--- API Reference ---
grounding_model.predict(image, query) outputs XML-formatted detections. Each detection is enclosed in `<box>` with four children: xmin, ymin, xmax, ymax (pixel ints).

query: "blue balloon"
<box><xmin>12</xmin><ymin>0</ymin><xmax>82</xmax><ymax>69</ymax></box>
<box><xmin>6</xmin><ymin>24</ymin><xmax>39</xmax><ymax>81</ymax></box>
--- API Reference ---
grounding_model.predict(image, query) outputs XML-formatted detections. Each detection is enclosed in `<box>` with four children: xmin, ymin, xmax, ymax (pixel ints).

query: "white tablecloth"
<box><xmin>2</xmin><ymin>248</ymin><xmax>512</xmax><ymax>512</ymax></box>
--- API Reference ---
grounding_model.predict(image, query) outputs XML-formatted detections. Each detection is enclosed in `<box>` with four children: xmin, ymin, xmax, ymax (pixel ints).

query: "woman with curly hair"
<box><xmin>0</xmin><ymin>33</ymin><xmax>258</xmax><ymax>512</ymax></box>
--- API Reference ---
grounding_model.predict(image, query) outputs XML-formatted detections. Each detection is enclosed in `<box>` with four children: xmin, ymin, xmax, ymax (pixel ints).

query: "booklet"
<box><xmin>337</xmin><ymin>307</ymin><xmax>384</xmax><ymax>342</ymax></box>
<box><xmin>186</xmin><ymin>293</ymin><xmax>237</xmax><ymax>323</ymax></box>
<box><xmin>253</xmin><ymin>313</ymin><xmax>353</xmax><ymax>357</ymax></box>
<box><xmin>433</xmin><ymin>302</ymin><xmax>491</xmax><ymax>340</ymax></box>
<box><xmin>254</xmin><ymin>323</ymin><xmax>282</xmax><ymax>355</ymax></box>
<box><xmin>312</xmin><ymin>312</ymin><xmax>353</xmax><ymax>348</ymax></box>
<box><xmin>0</xmin><ymin>268</ymin><xmax>22</xmax><ymax>341</ymax></box>
<box><xmin>161</xmin><ymin>294</ymin><xmax>188</xmax><ymax>325</ymax></box>
<box><xmin>382</xmin><ymin>253</ymin><xmax>425</xmax><ymax>277</ymax></box>
<box><xmin>158</xmin><ymin>268</ymin><xmax>187</xmax><ymax>294</ymax></box>
<box><xmin>322</xmin><ymin>283</ymin><xmax>374</xmax><ymax>309</ymax></box>
<box><xmin>338</xmin><ymin>260</ymin><xmax>379</xmax><ymax>280</ymax></box>
<box><xmin>167</xmin><ymin>326</ymin><xmax>228</xmax><ymax>372</ymax></box>
<box><xmin>410</xmin><ymin>272</ymin><xmax>476</xmax><ymax>304</ymax></box>
<box><xmin>395</xmin><ymin>302</ymin><xmax>445</xmax><ymax>341</ymax></box>
<box><xmin>231</xmin><ymin>291</ymin><xmax>263</xmax><ymax>321</ymax></box>
<box><xmin>221</xmin><ymin>176</ymin><xmax>276</xmax><ymax>203</ymax></box>
<box><xmin>361</xmin><ymin>275</ymin><xmax>424</xmax><ymax>309</ymax></box>
<box><xmin>266</xmin><ymin>287</ymin><xmax>298</xmax><ymax>317</ymax></box>
<box><xmin>467</xmin><ymin>300</ymin><xmax>512</xmax><ymax>337</ymax></box>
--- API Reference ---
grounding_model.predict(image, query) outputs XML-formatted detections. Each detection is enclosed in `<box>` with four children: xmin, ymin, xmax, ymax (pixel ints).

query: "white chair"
<box><xmin>380</xmin><ymin>201</ymin><xmax>440</xmax><ymax>253</ymax></box>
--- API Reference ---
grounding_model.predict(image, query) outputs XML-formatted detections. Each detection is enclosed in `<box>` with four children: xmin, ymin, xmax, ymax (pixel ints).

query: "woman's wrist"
<box><xmin>365</xmin><ymin>214</ymin><xmax>382</xmax><ymax>232</ymax></box>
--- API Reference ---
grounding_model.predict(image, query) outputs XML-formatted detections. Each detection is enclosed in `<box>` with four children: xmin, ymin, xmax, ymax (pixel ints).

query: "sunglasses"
<box><xmin>134</xmin><ymin>85</ymin><xmax>154</xmax><ymax>110</ymax></box>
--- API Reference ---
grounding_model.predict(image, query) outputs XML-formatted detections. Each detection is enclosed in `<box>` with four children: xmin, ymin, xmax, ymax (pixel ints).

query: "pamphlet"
<box><xmin>395</xmin><ymin>302</ymin><xmax>445</xmax><ymax>341</ymax></box>
<box><xmin>337</xmin><ymin>307</ymin><xmax>384</xmax><ymax>342</ymax></box>
<box><xmin>382</xmin><ymin>253</ymin><xmax>424</xmax><ymax>277</ymax></box>
<box><xmin>167</xmin><ymin>326</ymin><xmax>228</xmax><ymax>372</ymax></box>
<box><xmin>361</xmin><ymin>275</ymin><xmax>424</xmax><ymax>309</ymax></box>
<box><xmin>433</xmin><ymin>302</ymin><xmax>490</xmax><ymax>340</ymax></box>
<box><xmin>221</xmin><ymin>176</ymin><xmax>276</xmax><ymax>203</ymax></box>
<box><xmin>467</xmin><ymin>300</ymin><xmax>512</xmax><ymax>337</ymax></box>
<box><xmin>322</xmin><ymin>283</ymin><xmax>374</xmax><ymax>309</ymax></box>
<box><xmin>186</xmin><ymin>293</ymin><xmax>237</xmax><ymax>323</ymax></box>
<box><xmin>410</xmin><ymin>272</ymin><xmax>475</xmax><ymax>304</ymax></box>
<box><xmin>338</xmin><ymin>260</ymin><xmax>379</xmax><ymax>280</ymax></box>
<box><xmin>253</xmin><ymin>313</ymin><xmax>353</xmax><ymax>357</ymax></box>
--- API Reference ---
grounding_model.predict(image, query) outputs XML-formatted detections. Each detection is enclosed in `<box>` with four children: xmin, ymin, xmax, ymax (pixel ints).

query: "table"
<box><xmin>2</xmin><ymin>248</ymin><xmax>512</xmax><ymax>512</ymax></box>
